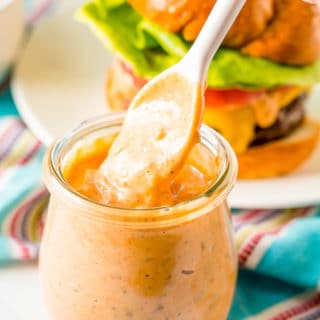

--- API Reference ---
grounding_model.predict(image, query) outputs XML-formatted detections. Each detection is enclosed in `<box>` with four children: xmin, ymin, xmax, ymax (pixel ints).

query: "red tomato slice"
<box><xmin>118</xmin><ymin>58</ymin><xmax>147</xmax><ymax>89</ymax></box>
<box><xmin>205</xmin><ymin>88</ymin><xmax>265</xmax><ymax>109</ymax></box>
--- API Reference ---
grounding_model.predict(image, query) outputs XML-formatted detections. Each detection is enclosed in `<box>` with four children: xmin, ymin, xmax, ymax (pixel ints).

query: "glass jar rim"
<box><xmin>44</xmin><ymin>113</ymin><xmax>238</xmax><ymax>225</ymax></box>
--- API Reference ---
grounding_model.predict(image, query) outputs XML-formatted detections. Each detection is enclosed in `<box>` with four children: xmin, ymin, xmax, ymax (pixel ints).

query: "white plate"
<box><xmin>12</xmin><ymin>0</ymin><xmax>110</xmax><ymax>144</ymax></box>
<box><xmin>12</xmin><ymin>0</ymin><xmax>320</xmax><ymax>209</ymax></box>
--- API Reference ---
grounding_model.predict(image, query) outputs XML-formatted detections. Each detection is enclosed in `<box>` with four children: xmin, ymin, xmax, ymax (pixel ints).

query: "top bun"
<box><xmin>128</xmin><ymin>0</ymin><xmax>320</xmax><ymax>65</ymax></box>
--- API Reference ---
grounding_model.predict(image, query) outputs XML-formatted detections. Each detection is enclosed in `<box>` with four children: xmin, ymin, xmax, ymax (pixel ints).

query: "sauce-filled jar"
<box><xmin>40</xmin><ymin>113</ymin><xmax>238</xmax><ymax>320</ymax></box>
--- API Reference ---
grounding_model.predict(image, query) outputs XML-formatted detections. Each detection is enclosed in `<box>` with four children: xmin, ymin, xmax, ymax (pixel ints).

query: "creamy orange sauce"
<box><xmin>63</xmin><ymin>137</ymin><xmax>219</xmax><ymax>208</ymax></box>
<box><xmin>48</xmin><ymin>135</ymin><xmax>237</xmax><ymax>320</ymax></box>
<box><xmin>99</xmin><ymin>73</ymin><xmax>203</xmax><ymax>208</ymax></box>
<box><xmin>40</xmin><ymin>185</ymin><xmax>237</xmax><ymax>320</ymax></box>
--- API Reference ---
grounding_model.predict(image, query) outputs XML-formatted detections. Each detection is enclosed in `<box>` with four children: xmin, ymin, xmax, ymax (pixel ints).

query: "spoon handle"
<box><xmin>180</xmin><ymin>0</ymin><xmax>247</xmax><ymax>84</ymax></box>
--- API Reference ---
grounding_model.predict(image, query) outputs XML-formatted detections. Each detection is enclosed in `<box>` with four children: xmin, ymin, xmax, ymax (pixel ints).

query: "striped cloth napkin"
<box><xmin>1</xmin><ymin>1</ymin><xmax>319</xmax><ymax>319</ymax></box>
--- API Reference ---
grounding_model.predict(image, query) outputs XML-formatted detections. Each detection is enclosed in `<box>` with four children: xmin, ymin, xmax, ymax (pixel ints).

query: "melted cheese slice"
<box><xmin>204</xmin><ymin>86</ymin><xmax>308</xmax><ymax>153</ymax></box>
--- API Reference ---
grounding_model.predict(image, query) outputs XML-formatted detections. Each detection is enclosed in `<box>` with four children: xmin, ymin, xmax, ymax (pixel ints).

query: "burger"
<box><xmin>78</xmin><ymin>0</ymin><xmax>320</xmax><ymax>178</ymax></box>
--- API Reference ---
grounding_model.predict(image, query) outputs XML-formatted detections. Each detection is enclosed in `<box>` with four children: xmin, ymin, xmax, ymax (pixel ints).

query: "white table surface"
<box><xmin>0</xmin><ymin>263</ymin><xmax>48</xmax><ymax>319</ymax></box>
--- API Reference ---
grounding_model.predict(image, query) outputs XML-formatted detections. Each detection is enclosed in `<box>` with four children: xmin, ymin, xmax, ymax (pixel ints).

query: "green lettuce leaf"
<box><xmin>77</xmin><ymin>0</ymin><xmax>320</xmax><ymax>89</ymax></box>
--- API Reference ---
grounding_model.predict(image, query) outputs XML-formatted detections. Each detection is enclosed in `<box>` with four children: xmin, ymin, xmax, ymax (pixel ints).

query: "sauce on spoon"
<box><xmin>100</xmin><ymin>73</ymin><xmax>203</xmax><ymax>207</ymax></box>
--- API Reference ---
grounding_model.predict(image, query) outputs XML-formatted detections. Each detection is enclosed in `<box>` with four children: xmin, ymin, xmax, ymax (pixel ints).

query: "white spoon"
<box><xmin>101</xmin><ymin>0</ymin><xmax>247</xmax><ymax>207</ymax></box>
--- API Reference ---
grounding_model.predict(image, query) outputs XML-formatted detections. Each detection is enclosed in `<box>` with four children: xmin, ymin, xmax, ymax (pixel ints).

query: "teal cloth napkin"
<box><xmin>1</xmin><ymin>87</ymin><xmax>320</xmax><ymax>319</ymax></box>
<box><xmin>0</xmin><ymin>90</ymin><xmax>19</xmax><ymax>117</ymax></box>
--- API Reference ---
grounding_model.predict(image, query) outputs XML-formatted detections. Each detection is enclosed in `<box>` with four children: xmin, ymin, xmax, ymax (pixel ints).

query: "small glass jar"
<box><xmin>40</xmin><ymin>113</ymin><xmax>238</xmax><ymax>320</ymax></box>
